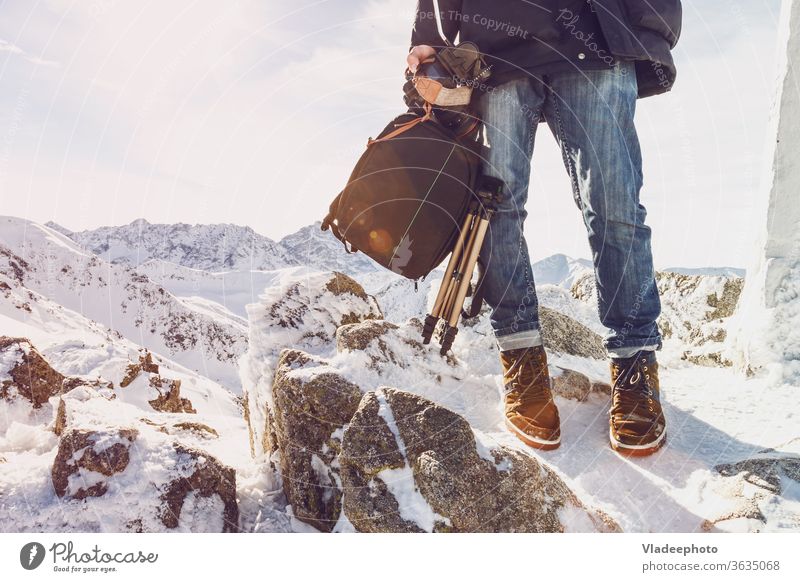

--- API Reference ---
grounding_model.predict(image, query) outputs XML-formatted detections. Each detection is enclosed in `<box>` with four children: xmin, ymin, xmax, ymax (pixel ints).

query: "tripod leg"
<box><xmin>439</xmin><ymin>216</ymin><xmax>490</xmax><ymax>355</ymax></box>
<box><xmin>429</xmin><ymin>211</ymin><xmax>474</xmax><ymax>318</ymax></box>
<box><xmin>422</xmin><ymin>210</ymin><xmax>475</xmax><ymax>344</ymax></box>
<box><xmin>447</xmin><ymin>217</ymin><xmax>489</xmax><ymax>328</ymax></box>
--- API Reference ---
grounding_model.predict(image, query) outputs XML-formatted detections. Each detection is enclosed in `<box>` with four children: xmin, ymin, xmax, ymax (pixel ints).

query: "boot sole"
<box><xmin>609</xmin><ymin>428</ymin><xmax>666</xmax><ymax>457</ymax></box>
<box><xmin>505</xmin><ymin>418</ymin><xmax>560</xmax><ymax>451</ymax></box>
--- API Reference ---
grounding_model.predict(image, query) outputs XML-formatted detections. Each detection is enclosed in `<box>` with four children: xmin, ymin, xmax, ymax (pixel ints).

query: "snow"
<box><xmin>373</xmin><ymin>389</ymin><xmax>451</xmax><ymax>532</ymax></box>
<box><xmin>0</xmin><ymin>343</ymin><xmax>24</xmax><ymax>381</ymax></box>
<box><xmin>3</xmin><ymin>211</ymin><xmax>799</xmax><ymax>533</ymax></box>
<box><xmin>176</xmin><ymin>492</ymin><xmax>226</xmax><ymax>533</ymax></box>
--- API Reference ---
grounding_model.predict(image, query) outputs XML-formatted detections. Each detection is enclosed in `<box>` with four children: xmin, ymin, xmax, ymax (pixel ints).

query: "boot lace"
<box><xmin>611</xmin><ymin>356</ymin><xmax>657</xmax><ymax>420</ymax></box>
<box><xmin>504</xmin><ymin>349</ymin><xmax>551</xmax><ymax>404</ymax></box>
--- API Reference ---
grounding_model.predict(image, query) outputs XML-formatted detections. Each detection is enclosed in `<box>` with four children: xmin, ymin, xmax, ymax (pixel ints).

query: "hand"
<box><xmin>407</xmin><ymin>45</ymin><xmax>436</xmax><ymax>74</ymax></box>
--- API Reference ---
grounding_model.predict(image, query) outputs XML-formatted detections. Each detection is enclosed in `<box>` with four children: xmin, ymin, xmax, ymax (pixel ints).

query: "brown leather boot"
<box><xmin>500</xmin><ymin>345</ymin><xmax>561</xmax><ymax>450</ymax></box>
<box><xmin>609</xmin><ymin>350</ymin><xmax>666</xmax><ymax>456</ymax></box>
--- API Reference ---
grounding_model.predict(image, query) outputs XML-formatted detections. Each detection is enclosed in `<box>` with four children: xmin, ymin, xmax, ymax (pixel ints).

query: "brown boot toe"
<box><xmin>609</xmin><ymin>351</ymin><xmax>667</xmax><ymax>457</ymax></box>
<box><xmin>505</xmin><ymin>413</ymin><xmax>561</xmax><ymax>450</ymax></box>
<box><xmin>501</xmin><ymin>346</ymin><xmax>561</xmax><ymax>451</ymax></box>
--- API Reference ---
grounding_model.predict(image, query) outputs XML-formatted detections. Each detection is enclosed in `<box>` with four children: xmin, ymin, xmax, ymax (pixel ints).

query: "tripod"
<box><xmin>422</xmin><ymin>176</ymin><xmax>504</xmax><ymax>355</ymax></box>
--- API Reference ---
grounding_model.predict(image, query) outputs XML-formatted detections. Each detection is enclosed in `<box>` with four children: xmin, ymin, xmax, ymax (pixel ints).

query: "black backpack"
<box><xmin>321</xmin><ymin>108</ymin><xmax>482</xmax><ymax>281</ymax></box>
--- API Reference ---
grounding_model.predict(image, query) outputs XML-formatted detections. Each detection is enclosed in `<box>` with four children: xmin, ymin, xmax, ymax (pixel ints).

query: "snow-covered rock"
<box><xmin>51</xmin><ymin>427</ymin><xmax>138</xmax><ymax>499</ymax></box>
<box><xmin>248</xmin><ymin>269</ymin><xmax>619</xmax><ymax>532</ymax></box>
<box><xmin>341</xmin><ymin>388</ymin><xmax>620</xmax><ymax>533</ymax></box>
<box><xmin>239</xmin><ymin>269</ymin><xmax>381</xmax><ymax>458</ymax></box>
<box><xmin>270</xmin><ymin>349</ymin><xmax>362</xmax><ymax>531</ymax></box>
<box><xmin>572</xmin><ymin>270</ymin><xmax>744</xmax><ymax>366</ymax></box>
<box><xmin>1</xmin><ymin>337</ymin><xmax>67</xmax><ymax>409</ymax></box>
<box><xmin>703</xmin><ymin>438</ymin><xmax>800</xmax><ymax>532</ymax></box>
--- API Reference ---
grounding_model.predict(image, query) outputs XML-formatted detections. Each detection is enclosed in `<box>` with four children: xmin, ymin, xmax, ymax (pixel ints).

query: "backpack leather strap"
<box><xmin>367</xmin><ymin>102</ymin><xmax>433</xmax><ymax>146</ymax></box>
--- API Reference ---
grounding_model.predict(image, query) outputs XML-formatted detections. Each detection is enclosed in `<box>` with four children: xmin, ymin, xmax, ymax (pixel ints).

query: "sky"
<box><xmin>0</xmin><ymin>0</ymin><xmax>785</xmax><ymax>269</ymax></box>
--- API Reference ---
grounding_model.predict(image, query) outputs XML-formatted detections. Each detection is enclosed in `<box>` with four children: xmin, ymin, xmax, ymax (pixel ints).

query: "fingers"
<box><xmin>407</xmin><ymin>53</ymin><xmax>421</xmax><ymax>73</ymax></box>
<box><xmin>407</xmin><ymin>45</ymin><xmax>435</xmax><ymax>73</ymax></box>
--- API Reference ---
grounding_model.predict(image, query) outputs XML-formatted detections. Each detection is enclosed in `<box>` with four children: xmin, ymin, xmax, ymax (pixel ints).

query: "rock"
<box><xmin>120</xmin><ymin>351</ymin><xmax>160</xmax><ymax>387</ymax></box>
<box><xmin>570</xmin><ymin>272</ymin><xmax>596</xmax><ymax>303</ymax></box>
<box><xmin>53</xmin><ymin>398</ymin><xmax>67</xmax><ymax>435</ymax></box>
<box><xmin>590</xmin><ymin>379</ymin><xmax>613</xmax><ymax>396</ymax></box>
<box><xmin>172</xmin><ymin>422</ymin><xmax>219</xmax><ymax>438</ymax></box>
<box><xmin>570</xmin><ymin>271</ymin><xmax>745</xmax><ymax>366</ymax></box>
<box><xmin>336</xmin><ymin>319</ymin><xmax>399</xmax><ymax>355</ymax></box>
<box><xmin>271</xmin><ymin>349</ymin><xmax>363</xmax><ymax>531</ymax></box>
<box><xmin>683</xmin><ymin>350</ymin><xmax>733</xmax><ymax>368</ymax></box>
<box><xmin>335</xmin><ymin>319</ymin><xmax>456</xmax><ymax>369</ymax></box>
<box><xmin>706</xmin><ymin>277</ymin><xmax>744</xmax><ymax>320</ymax></box>
<box><xmin>159</xmin><ymin>443</ymin><xmax>238</xmax><ymax>532</ymax></box>
<box><xmin>705</xmin><ymin>442</ymin><xmax>800</xmax><ymax>531</ymax></box>
<box><xmin>0</xmin><ymin>336</ymin><xmax>66</xmax><ymax>408</ymax></box>
<box><xmin>340</xmin><ymin>388</ymin><xmax>621</xmax><ymax>533</ymax></box>
<box><xmin>62</xmin><ymin>376</ymin><xmax>115</xmax><ymax>393</ymax></box>
<box><xmin>550</xmin><ymin>366</ymin><xmax>593</xmax><ymax>401</ymax></box>
<box><xmin>539</xmin><ymin>307</ymin><xmax>606</xmax><ymax>359</ymax></box>
<box><xmin>241</xmin><ymin>392</ymin><xmax>256</xmax><ymax>457</ymax></box>
<box><xmin>715</xmin><ymin>457</ymin><xmax>800</xmax><ymax>496</ymax></box>
<box><xmin>52</xmin><ymin>428</ymin><xmax>138</xmax><ymax>499</ymax></box>
<box><xmin>147</xmin><ymin>376</ymin><xmax>195</xmax><ymax>414</ymax></box>
<box><xmin>241</xmin><ymin>270</ymin><xmax>382</xmax><ymax>458</ymax></box>
<box><xmin>118</xmin><ymin>350</ymin><xmax>195</xmax><ymax>413</ymax></box>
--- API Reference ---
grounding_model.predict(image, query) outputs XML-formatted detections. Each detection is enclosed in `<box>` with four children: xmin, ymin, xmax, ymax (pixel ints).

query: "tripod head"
<box><xmin>475</xmin><ymin>175</ymin><xmax>505</xmax><ymax>214</ymax></box>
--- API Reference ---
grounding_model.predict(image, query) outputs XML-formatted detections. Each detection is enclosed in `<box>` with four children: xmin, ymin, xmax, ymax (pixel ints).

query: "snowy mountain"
<box><xmin>49</xmin><ymin>218</ymin><xmax>297</xmax><ymax>271</ymax></box>
<box><xmin>531</xmin><ymin>253</ymin><xmax>594</xmax><ymax>288</ymax></box>
<box><xmin>1</xmin><ymin>217</ymin><xmax>247</xmax><ymax>391</ymax></box>
<box><xmin>278</xmin><ymin>221</ymin><xmax>380</xmax><ymax>276</ymax></box>
<box><xmin>49</xmin><ymin>218</ymin><xmax>384</xmax><ymax>278</ymax></box>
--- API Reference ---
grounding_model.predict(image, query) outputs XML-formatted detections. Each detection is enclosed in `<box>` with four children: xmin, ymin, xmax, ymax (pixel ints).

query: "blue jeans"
<box><xmin>474</xmin><ymin>61</ymin><xmax>662</xmax><ymax>358</ymax></box>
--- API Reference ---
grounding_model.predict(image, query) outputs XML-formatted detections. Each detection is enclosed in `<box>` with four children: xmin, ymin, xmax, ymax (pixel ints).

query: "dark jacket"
<box><xmin>411</xmin><ymin>0</ymin><xmax>682</xmax><ymax>98</ymax></box>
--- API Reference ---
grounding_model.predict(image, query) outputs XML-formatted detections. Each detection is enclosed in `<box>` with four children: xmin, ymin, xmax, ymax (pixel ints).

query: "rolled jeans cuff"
<box><xmin>496</xmin><ymin>328</ymin><xmax>543</xmax><ymax>352</ymax></box>
<box><xmin>606</xmin><ymin>344</ymin><xmax>660</xmax><ymax>359</ymax></box>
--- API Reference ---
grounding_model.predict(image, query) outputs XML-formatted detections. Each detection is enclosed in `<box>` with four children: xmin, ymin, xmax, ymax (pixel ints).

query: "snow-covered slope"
<box><xmin>0</xmin><ymin>333</ymin><xmax>283</xmax><ymax>532</ymax></box>
<box><xmin>134</xmin><ymin>259</ymin><xmax>280</xmax><ymax>320</ymax></box>
<box><xmin>1</xmin><ymin>217</ymin><xmax>247</xmax><ymax>391</ymax></box>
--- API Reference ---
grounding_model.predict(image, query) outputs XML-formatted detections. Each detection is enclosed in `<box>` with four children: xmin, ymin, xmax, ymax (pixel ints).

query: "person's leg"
<box><xmin>473</xmin><ymin>78</ymin><xmax>546</xmax><ymax>351</ymax></box>
<box><xmin>542</xmin><ymin>61</ymin><xmax>662</xmax><ymax>357</ymax></box>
